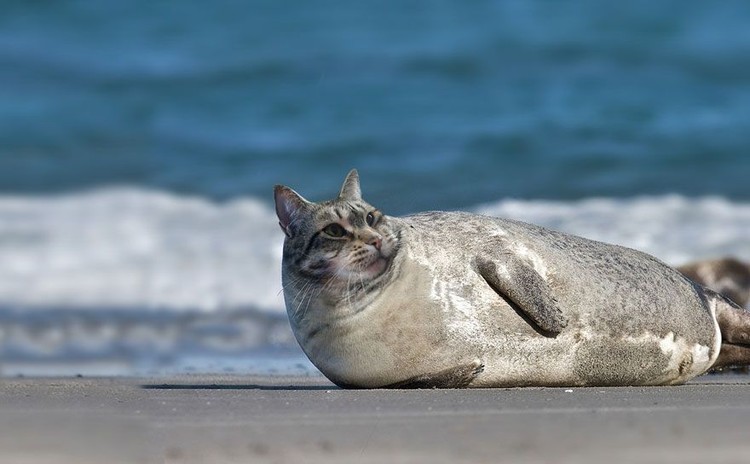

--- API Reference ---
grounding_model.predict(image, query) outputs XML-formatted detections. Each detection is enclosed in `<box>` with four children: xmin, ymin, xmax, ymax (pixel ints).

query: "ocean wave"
<box><xmin>0</xmin><ymin>188</ymin><xmax>285</xmax><ymax>313</ymax></box>
<box><xmin>1</xmin><ymin>189</ymin><xmax>748</xmax><ymax>316</ymax></box>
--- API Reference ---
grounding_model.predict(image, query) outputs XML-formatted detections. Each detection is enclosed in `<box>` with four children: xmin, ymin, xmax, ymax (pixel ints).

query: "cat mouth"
<box><xmin>362</xmin><ymin>255</ymin><xmax>388</xmax><ymax>275</ymax></box>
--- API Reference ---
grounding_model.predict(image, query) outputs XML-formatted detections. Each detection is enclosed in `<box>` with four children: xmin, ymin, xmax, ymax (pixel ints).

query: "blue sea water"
<box><xmin>2</xmin><ymin>0</ymin><xmax>750</xmax><ymax>212</ymax></box>
<box><xmin>1</xmin><ymin>1</ymin><xmax>750</xmax><ymax>375</ymax></box>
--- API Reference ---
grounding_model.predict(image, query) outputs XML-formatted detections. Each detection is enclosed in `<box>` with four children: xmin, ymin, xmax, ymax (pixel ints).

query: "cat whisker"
<box><xmin>345</xmin><ymin>267</ymin><xmax>354</xmax><ymax>312</ymax></box>
<box><xmin>358</xmin><ymin>267</ymin><xmax>366</xmax><ymax>294</ymax></box>
<box><xmin>292</xmin><ymin>280</ymin><xmax>314</xmax><ymax>319</ymax></box>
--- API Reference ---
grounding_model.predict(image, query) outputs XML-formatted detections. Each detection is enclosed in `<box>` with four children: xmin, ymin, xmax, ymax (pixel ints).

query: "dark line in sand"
<box><xmin>140</xmin><ymin>383</ymin><xmax>336</xmax><ymax>391</ymax></box>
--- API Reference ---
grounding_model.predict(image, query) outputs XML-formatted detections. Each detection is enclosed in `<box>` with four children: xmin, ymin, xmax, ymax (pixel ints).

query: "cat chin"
<box><xmin>331</xmin><ymin>256</ymin><xmax>388</xmax><ymax>281</ymax></box>
<box><xmin>361</xmin><ymin>256</ymin><xmax>388</xmax><ymax>277</ymax></box>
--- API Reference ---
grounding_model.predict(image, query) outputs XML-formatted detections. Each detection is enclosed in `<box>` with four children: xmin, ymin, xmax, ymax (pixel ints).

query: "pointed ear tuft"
<box><xmin>338</xmin><ymin>169</ymin><xmax>361</xmax><ymax>201</ymax></box>
<box><xmin>274</xmin><ymin>185</ymin><xmax>310</xmax><ymax>238</ymax></box>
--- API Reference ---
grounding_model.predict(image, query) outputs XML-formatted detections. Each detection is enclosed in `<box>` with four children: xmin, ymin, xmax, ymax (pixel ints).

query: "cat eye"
<box><xmin>322</xmin><ymin>223</ymin><xmax>347</xmax><ymax>238</ymax></box>
<box><xmin>366</xmin><ymin>212</ymin><xmax>376</xmax><ymax>226</ymax></box>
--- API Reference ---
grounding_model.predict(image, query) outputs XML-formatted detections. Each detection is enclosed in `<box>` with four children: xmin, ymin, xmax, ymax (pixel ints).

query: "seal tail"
<box><xmin>710</xmin><ymin>289</ymin><xmax>750</xmax><ymax>368</ymax></box>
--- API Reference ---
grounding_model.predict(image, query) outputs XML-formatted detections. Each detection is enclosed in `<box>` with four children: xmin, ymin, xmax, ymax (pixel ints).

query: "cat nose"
<box><xmin>363</xmin><ymin>233</ymin><xmax>382</xmax><ymax>250</ymax></box>
<box><xmin>370</xmin><ymin>236</ymin><xmax>382</xmax><ymax>250</ymax></box>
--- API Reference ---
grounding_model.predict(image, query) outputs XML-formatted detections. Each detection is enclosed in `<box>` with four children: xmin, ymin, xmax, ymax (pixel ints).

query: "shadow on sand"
<box><xmin>140</xmin><ymin>383</ymin><xmax>336</xmax><ymax>391</ymax></box>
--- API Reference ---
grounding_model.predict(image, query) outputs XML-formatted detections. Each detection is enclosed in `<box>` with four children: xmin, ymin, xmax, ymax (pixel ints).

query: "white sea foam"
<box><xmin>1</xmin><ymin>190</ymin><xmax>748</xmax><ymax>315</ymax></box>
<box><xmin>0</xmin><ymin>188</ymin><xmax>285</xmax><ymax>313</ymax></box>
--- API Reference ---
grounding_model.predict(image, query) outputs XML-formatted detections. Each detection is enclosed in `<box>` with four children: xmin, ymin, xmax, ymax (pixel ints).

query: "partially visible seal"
<box><xmin>275</xmin><ymin>170</ymin><xmax>750</xmax><ymax>388</ymax></box>
<box><xmin>678</xmin><ymin>257</ymin><xmax>750</xmax><ymax>308</ymax></box>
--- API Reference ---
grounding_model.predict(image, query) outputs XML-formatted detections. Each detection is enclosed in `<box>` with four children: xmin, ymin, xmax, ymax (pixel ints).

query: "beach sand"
<box><xmin>2</xmin><ymin>374</ymin><xmax>750</xmax><ymax>463</ymax></box>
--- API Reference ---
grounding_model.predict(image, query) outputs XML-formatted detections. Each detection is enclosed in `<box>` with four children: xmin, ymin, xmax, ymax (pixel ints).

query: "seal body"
<box><xmin>286</xmin><ymin>211</ymin><xmax>721</xmax><ymax>388</ymax></box>
<box><xmin>276</xmin><ymin>170</ymin><xmax>750</xmax><ymax>388</ymax></box>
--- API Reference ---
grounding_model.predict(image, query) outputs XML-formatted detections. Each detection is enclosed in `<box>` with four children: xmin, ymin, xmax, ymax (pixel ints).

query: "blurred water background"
<box><xmin>1</xmin><ymin>0</ymin><xmax>749</xmax><ymax>376</ymax></box>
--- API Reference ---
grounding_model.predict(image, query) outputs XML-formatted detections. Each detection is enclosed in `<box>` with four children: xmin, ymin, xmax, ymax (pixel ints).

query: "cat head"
<box><xmin>274</xmin><ymin>169</ymin><xmax>399</xmax><ymax>285</ymax></box>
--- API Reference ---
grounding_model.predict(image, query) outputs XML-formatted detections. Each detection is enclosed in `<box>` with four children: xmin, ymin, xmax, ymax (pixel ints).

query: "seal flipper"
<box><xmin>381</xmin><ymin>360</ymin><xmax>484</xmax><ymax>389</ymax></box>
<box><xmin>700</xmin><ymin>286</ymin><xmax>750</xmax><ymax>369</ymax></box>
<box><xmin>476</xmin><ymin>255</ymin><xmax>567</xmax><ymax>336</ymax></box>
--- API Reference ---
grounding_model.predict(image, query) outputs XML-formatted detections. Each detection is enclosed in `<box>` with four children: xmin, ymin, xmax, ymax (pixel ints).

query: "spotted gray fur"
<box><xmin>275</xmin><ymin>170</ymin><xmax>750</xmax><ymax>388</ymax></box>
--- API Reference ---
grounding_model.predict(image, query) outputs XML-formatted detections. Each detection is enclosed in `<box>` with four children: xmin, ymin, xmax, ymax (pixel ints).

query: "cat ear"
<box><xmin>274</xmin><ymin>185</ymin><xmax>310</xmax><ymax>238</ymax></box>
<box><xmin>338</xmin><ymin>169</ymin><xmax>362</xmax><ymax>201</ymax></box>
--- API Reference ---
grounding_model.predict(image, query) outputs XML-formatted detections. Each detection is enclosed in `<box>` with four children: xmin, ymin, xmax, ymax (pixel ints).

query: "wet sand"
<box><xmin>2</xmin><ymin>374</ymin><xmax>750</xmax><ymax>463</ymax></box>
